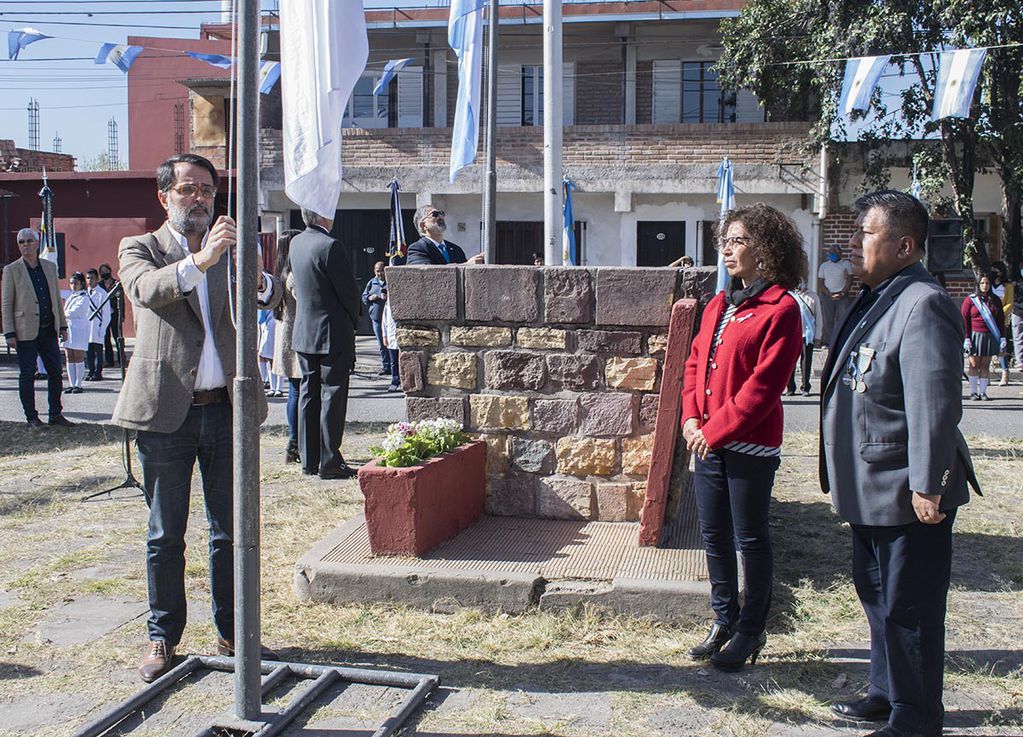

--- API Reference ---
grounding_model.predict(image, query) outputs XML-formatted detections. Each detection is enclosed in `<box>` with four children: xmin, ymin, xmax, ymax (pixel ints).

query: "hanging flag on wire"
<box><xmin>839</xmin><ymin>55</ymin><xmax>889</xmax><ymax>117</ymax></box>
<box><xmin>448</xmin><ymin>0</ymin><xmax>485</xmax><ymax>182</ymax></box>
<box><xmin>373</xmin><ymin>58</ymin><xmax>413</xmax><ymax>96</ymax></box>
<box><xmin>931</xmin><ymin>48</ymin><xmax>987</xmax><ymax>120</ymax></box>
<box><xmin>563</xmin><ymin>179</ymin><xmax>577</xmax><ymax>266</ymax></box>
<box><xmin>386</xmin><ymin>179</ymin><xmax>407</xmax><ymax>265</ymax></box>
<box><xmin>8</xmin><ymin>28</ymin><xmax>50</xmax><ymax>60</ymax></box>
<box><xmin>259</xmin><ymin>61</ymin><xmax>281</xmax><ymax>94</ymax></box>
<box><xmin>185</xmin><ymin>51</ymin><xmax>234</xmax><ymax>69</ymax></box>
<box><xmin>909</xmin><ymin>162</ymin><xmax>922</xmax><ymax>200</ymax></box>
<box><xmin>95</xmin><ymin>43</ymin><xmax>145</xmax><ymax>73</ymax></box>
<box><xmin>715</xmin><ymin>158</ymin><xmax>736</xmax><ymax>294</ymax></box>
<box><xmin>279</xmin><ymin>0</ymin><xmax>368</xmax><ymax>219</ymax></box>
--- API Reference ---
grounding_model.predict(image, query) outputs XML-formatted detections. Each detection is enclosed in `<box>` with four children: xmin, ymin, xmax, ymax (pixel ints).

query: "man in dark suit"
<box><xmin>405</xmin><ymin>203</ymin><xmax>485</xmax><ymax>265</ymax></box>
<box><xmin>290</xmin><ymin>208</ymin><xmax>360</xmax><ymax>479</ymax></box>
<box><xmin>820</xmin><ymin>190</ymin><xmax>979</xmax><ymax>737</ymax></box>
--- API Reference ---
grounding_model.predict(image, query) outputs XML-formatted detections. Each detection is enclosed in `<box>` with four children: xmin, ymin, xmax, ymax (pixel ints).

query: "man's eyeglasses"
<box><xmin>428</xmin><ymin>210</ymin><xmax>445</xmax><ymax>218</ymax></box>
<box><xmin>717</xmin><ymin>236</ymin><xmax>751</xmax><ymax>251</ymax></box>
<box><xmin>16</xmin><ymin>240</ymin><xmax>37</xmax><ymax>245</ymax></box>
<box><xmin>168</xmin><ymin>182</ymin><xmax>217</xmax><ymax>199</ymax></box>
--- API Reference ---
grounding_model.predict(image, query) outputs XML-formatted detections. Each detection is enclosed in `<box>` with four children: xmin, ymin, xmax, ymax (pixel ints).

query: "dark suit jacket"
<box><xmin>290</xmin><ymin>225</ymin><xmax>360</xmax><ymax>358</ymax></box>
<box><xmin>405</xmin><ymin>236</ymin><xmax>468</xmax><ymax>265</ymax></box>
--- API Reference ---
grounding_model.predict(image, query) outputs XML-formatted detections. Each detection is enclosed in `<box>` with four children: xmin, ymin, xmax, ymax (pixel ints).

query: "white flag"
<box><xmin>839</xmin><ymin>55</ymin><xmax>889</xmax><ymax>117</ymax></box>
<box><xmin>448</xmin><ymin>0</ymin><xmax>485</xmax><ymax>182</ymax></box>
<box><xmin>280</xmin><ymin>0</ymin><xmax>368</xmax><ymax>219</ymax></box>
<box><xmin>931</xmin><ymin>49</ymin><xmax>987</xmax><ymax>121</ymax></box>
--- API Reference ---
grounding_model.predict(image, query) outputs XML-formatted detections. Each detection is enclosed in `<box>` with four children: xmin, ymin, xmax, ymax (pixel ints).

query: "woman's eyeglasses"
<box><xmin>716</xmin><ymin>236</ymin><xmax>750</xmax><ymax>251</ymax></box>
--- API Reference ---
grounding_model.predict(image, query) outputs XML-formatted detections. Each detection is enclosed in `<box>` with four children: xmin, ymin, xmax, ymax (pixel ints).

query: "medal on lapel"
<box><xmin>844</xmin><ymin>345</ymin><xmax>876</xmax><ymax>393</ymax></box>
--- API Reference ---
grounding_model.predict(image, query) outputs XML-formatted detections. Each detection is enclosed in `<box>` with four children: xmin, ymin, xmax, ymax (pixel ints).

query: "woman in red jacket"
<box><xmin>682</xmin><ymin>203</ymin><xmax>805</xmax><ymax>671</ymax></box>
<box><xmin>961</xmin><ymin>273</ymin><xmax>1005</xmax><ymax>401</ymax></box>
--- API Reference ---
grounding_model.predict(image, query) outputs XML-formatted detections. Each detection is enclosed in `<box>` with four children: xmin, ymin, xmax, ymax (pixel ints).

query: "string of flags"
<box><xmin>7</xmin><ymin>27</ymin><xmax>282</xmax><ymax>94</ymax></box>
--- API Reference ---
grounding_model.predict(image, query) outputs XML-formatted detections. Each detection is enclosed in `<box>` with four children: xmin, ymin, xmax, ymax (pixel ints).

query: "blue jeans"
<box><xmin>286</xmin><ymin>377</ymin><xmax>301</xmax><ymax>445</ymax></box>
<box><xmin>694</xmin><ymin>450</ymin><xmax>779</xmax><ymax>636</ymax></box>
<box><xmin>135</xmin><ymin>401</ymin><xmax>233</xmax><ymax>646</ymax></box>
<box><xmin>371</xmin><ymin>319</ymin><xmax>390</xmax><ymax>371</ymax></box>
<box><xmin>16</xmin><ymin>324</ymin><xmax>63</xmax><ymax>421</ymax></box>
<box><xmin>388</xmin><ymin>348</ymin><xmax>400</xmax><ymax>386</ymax></box>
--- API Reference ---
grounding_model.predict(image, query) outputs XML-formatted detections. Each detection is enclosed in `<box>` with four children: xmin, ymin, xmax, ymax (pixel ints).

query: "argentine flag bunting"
<box><xmin>839</xmin><ymin>55</ymin><xmax>889</xmax><ymax>117</ymax></box>
<box><xmin>373</xmin><ymin>58</ymin><xmax>412</xmax><ymax>96</ymax></box>
<box><xmin>259</xmin><ymin>61</ymin><xmax>281</xmax><ymax>94</ymax></box>
<box><xmin>715</xmin><ymin>158</ymin><xmax>736</xmax><ymax>294</ymax></box>
<box><xmin>8</xmin><ymin>28</ymin><xmax>51</xmax><ymax>60</ymax></box>
<box><xmin>931</xmin><ymin>49</ymin><xmax>987</xmax><ymax>121</ymax></box>
<box><xmin>448</xmin><ymin>0</ymin><xmax>485</xmax><ymax>182</ymax></box>
<box><xmin>95</xmin><ymin>43</ymin><xmax>145</xmax><ymax>73</ymax></box>
<box><xmin>185</xmin><ymin>51</ymin><xmax>234</xmax><ymax>69</ymax></box>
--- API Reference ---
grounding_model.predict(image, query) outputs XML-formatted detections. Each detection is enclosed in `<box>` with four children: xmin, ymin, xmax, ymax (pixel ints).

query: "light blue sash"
<box><xmin>969</xmin><ymin>294</ymin><xmax>1001</xmax><ymax>341</ymax></box>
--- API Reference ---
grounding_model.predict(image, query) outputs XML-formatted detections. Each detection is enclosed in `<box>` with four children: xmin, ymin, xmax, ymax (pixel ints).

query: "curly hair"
<box><xmin>720</xmin><ymin>203</ymin><xmax>807</xmax><ymax>290</ymax></box>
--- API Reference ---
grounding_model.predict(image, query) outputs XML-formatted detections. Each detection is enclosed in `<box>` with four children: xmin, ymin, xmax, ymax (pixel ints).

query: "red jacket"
<box><xmin>961</xmin><ymin>293</ymin><xmax>1004</xmax><ymax>336</ymax></box>
<box><xmin>682</xmin><ymin>284</ymin><xmax>803</xmax><ymax>450</ymax></box>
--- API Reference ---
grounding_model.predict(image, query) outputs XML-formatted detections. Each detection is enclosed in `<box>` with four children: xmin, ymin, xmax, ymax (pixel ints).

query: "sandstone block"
<box><xmin>595</xmin><ymin>483</ymin><xmax>631</xmax><ymax>522</ymax></box>
<box><xmin>450</xmin><ymin>325</ymin><xmax>512</xmax><ymax>347</ymax></box>
<box><xmin>677</xmin><ymin>266</ymin><xmax>718</xmax><ymax>307</ymax></box>
<box><xmin>531</xmin><ymin>398</ymin><xmax>578</xmax><ymax>434</ymax></box>
<box><xmin>622</xmin><ymin>433</ymin><xmax>655</xmax><ymax>476</ymax></box>
<box><xmin>388</xmin><ymin>266</ymin><xmax>459</xmax><ymax>321</ymax></box>
<box><xmin>464</xmin><ymin>266</ymin><xmax>540</xmax><ymax>323</ymax></box>
<box><xmin>516</xmin><ymin>327</ymin><xmax>567</xmax><ymax>350</ymax></box>
<box><xmin>398</xmin><ymin>351</ymin><xmax>424</xmax><ymax>394</ymax></box>
<box><xmin>396</xmin><ymin>326</ymin><xmax>440</xmax><ymax>348</ymax></box>
<box><xmin>469</xmin><ymin>394</ymin><xmax>529</xmax><ymax>430</ymax></box>
<box><xmin>473</xmin><ymin>433</ymin><xmax>510</xmax><ymax>474</ymax></box>
<box><xmin>646</xmin><ymin>333</ymin><xmax>669</xmax><ymax>356</ymax></box>
<box><xmin>436</xmin><ymin>396</ymin><xmax>468</xmax><ymax>427</ymax></box>
<box><xmin>546</xmin><ymin>353</ymin><xmax>600</xmax><ymax>391</ymax></box>
<box><xmin>483</xmin><ymin>350</ymin><xmax>546</xmax><ymax>391</ymax></box>
<box><xmin>407</xmin><ymin>396</ymin><xmax>468</xmax><ymax>428</ymax></box>
<box><xmin>639</xmin><ymin>394</ymin><xmax>659</xmax><ymax>431</ymax></box>
<box><xmin>555</xmin><ymin>437</ymin><xmax>616</xmax><ymax>477</ymax></box>
<box><xmin>544</xmin><ymin>268</ymin><xmax>592</xmax><ymax>323</ymax></box>
<box><xmin>578</xmin><ymin>393</ymin><xmax>634</xmax><ymax>436</ymax></box>
<box><xmin>595</xmin><ymin>268</ymin><xmax>677</xmax><ymax>326</ymax></box>
<box><xmin>487</xmin><ymin>474</ymin><xmax>537</xmax><ymax>517</ymax></box>
<box><xmin>576</xmin><ymin>329</ymin><xmax>642</xmax><ymax>355</ymax></box>
<box><xmin>628</xmin><ymin>482</ymin><xmax>647</xmax><ymax>522</ymax></box>
<box><xmin>606</xmin><ymin>357</ymin><xmax>658</xmax><ymax>391</ymax></box>
<box><xmin>510</xmin><ymin>437</ymin><xmax>555</xmax><ymax>474</ymax></box>
<box><xmin>537</xmin><ymin>477</ymin><xmax>594</xmax><ymax>519</ymax></box>
<box><xmin>427</xmin><ymin>352</ymin><xmax>477</xmax><ymax>390</ymax></box>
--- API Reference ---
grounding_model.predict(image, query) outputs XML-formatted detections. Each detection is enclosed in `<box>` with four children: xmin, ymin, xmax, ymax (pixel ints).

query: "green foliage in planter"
<box><xmin>369</xmin><ymin>419</ymin><xmax>470</xmax><ymax>468</ymax></box>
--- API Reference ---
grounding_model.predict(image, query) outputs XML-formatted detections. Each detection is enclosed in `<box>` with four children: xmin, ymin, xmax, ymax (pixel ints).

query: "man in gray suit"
<box><xmin>820</xmin><ymin>190</ymin><xmax>979</xmax><ymax>737</ymax></box>
<box><xmin>290</xmin><ymin>208</ymin><xmax>360</xmax><ymax>479</ymax></box>
<box><xmin>113</xmin><ymin>153</ymin><xmax>280</xmax><ymax>682</ymax></box>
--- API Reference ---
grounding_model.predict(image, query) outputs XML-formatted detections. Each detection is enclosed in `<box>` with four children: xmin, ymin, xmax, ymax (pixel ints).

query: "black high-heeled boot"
<box><xmin>285</xmin><ymin>439</ymin><xmax>300</xmax><ymax>464</ymax></box>
<box><xmin>710</xmin><ymin>631</ymin><xmax>766</xmax><ymax>671</ymax></box>
<box><xmin>689</xmin><ymin>622</ymin><xmax>735</xmax><ymax>660</ymax></box>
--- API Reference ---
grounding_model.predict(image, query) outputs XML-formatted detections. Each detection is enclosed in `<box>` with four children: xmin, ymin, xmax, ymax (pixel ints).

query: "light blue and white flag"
<box><xmin>909</xmin><ymin>162</ymin><xmax>922</xmax><ymax>200</ymax></box>
<box><xmin>931</xmin><ymin>48</ymin><xmax>987</xmax><ymax>121</ymax></box>
<box><xmin>95</xmin><ymin>43</ymin><xmax>145</xmax><ymax>73</ymax></box>
<box><xmin>185</xmin><ymin>51</ymin><xmax>234</xmax><ymax>69</ymax></box>
<box><xmin>259</xmin><ymin>60</ymin><xmax>281</xmax><ymax>94</ymax></box>
<box><xmin>563</xmin><ymin>179</ymin><xmax>577</xmax><ymax>266</ymax></box>
<box><xmin>838</xmin><ymin>55</ymin><xmax>889</xmax><ymax>117</ymax></box>
<box><xmin>448</xmin><ymin>0</ymin><xmax>485</xmax><ymax>182</ymax></box>
<box><xmin>8</xmin><ymin>28</ymin><xmax>51</xmax><ymax>60</ymax></box>
<box><xmin>373</xmin><ymin>58</ymin><xmax>412</xmax><ymax>96</ymax></box>
<box><xmin>715</xmin><ymin>158</ymin><xmax>736</xmax><ymax>294</ymax></box>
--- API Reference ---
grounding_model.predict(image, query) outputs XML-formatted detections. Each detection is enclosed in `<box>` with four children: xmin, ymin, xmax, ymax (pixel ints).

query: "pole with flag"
<box><xmin>562</xmin><ymin>178</ymin><xmax>577</xmax><ymax>266</ymax></box>
<box><xmin>448</xmin><ymin>0</ymin><xmax>485</xmax><ymax>182</ymax></box>
<box><xmin>38</xmin><ymin>168</ymin><xmax>57</xmax><ymax>265</ymax></box>
<box><xmin>386</xmin><ymin>179</ymin><xmax>407</xmax><ymax>266</ymax></box>
<box><xmin>715</xmin><ymin>157</ymin><xmax>735</xmax><ymax>293</ymax></box>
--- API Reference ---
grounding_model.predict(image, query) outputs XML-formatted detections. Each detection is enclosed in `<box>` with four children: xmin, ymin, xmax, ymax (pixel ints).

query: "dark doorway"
<box><xmin>289</xmin><ymin>208</ymin><xmax>417</xmax><ymax>334</ymax></box>
<box><xmin>701</xmin><ymin>220</ymin><xmax>718</xmax><ymax>268</ymax></box>
<box><xmin>636</xmin><ymin>221</ymin><xmax>684</xmax><ymax>267</ymax></box>
<box><xmin>496</xmin><ymin>221</ymin><xmax>584</xmax><ymax>265</ymax></box>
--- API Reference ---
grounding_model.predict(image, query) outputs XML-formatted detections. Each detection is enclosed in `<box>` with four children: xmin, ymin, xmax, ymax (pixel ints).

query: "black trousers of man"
<box><xmin>86</xmin><ymin>341</ymin><xmax>105</xmax><ymax>379</ymax></box>
<box><xmin>851</xmin><ymin>510</ymin><xmax>955</xmax><ymax>736</ymax></box>
<box><xmin>297</xmin><ymin>351</ymin><xmax>351</xmax><ymax>476</ymax></box>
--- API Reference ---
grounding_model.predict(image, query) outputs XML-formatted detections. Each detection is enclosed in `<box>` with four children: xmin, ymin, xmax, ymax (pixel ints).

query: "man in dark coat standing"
<box><xmin>405</xmin><ymin>204</ymin><xmax>485</xmax><ymax>265</ymax></box>
<box><xmin>290</xmin><ymin>208</ymin><xmax>360</xmax><ymax>479</ymax></box>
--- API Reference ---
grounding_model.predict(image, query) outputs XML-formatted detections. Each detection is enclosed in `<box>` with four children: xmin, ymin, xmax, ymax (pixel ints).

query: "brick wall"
<box><xmin>576</xmin><ymin>58</ymin><xmax>624</xmax><ymax>126</ymax></box>
<box><xmin>0</xmin><ymin>140</ymin><xmax>75</xmax><ymax>172</ymax></box>
<box><xmin>387</xmin><ymin>264</ymin><xmax>715</xmax><ymax>522</ymax></box>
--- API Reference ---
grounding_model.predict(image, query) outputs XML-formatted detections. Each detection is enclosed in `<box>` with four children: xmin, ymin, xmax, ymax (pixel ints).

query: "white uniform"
<box><xmin>87</xmin><ymin>285</ymin><xmax>111</xmax><ymax>344</ymax></box>
<box><xmin>62</xmin><ymin>291</ymin><xmax>91</xmax><ymax>351</ymax></box>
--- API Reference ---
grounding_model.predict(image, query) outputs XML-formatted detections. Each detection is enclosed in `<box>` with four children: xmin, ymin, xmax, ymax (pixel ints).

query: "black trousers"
<box><xmin>103</xmin><ymin>322</ymin><xmax>119</xmax><ymax>366</ymax></box>
<box><xmin>16</xmin><ymin>324</ymin><xmax>63</xmax><ymax>421</ymax></box>
<box><xmin>298</xmin><ymin>351</ymin><xmax>352</xmax><ymax>475</ymax></box>
<box><xmin>694</xmin><ymin>450</ymin><xmax>779</xmax><ymax>636</ymax></box>
<box><xmin>86</xmin><ymin>342</ymin><xmax>104</xmax><ymax>377</ymax></box>
<box><xmin>852</xmin><ymin>510</ymin><xmax>956</xmax><ymax>734</ymax></box>
<box><xmin>787</xmin><ymin>342</ymin><xmax>814</xmax><ymax>393</ymax></box>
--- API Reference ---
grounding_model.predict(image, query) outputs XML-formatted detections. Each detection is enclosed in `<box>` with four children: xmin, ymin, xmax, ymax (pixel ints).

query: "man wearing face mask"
<box><xmin>405</xmin><ymin>204</ymin><xmax>485</xmax><ymax>265</ymax></box>
<box><xmin>818</xmin><ymin>243</ymin><xmax>854</xmax><ymax>343</ymax></box>
<box><xmin>98</xmin><ymin>262</ymin><xmax>121</xmax><ymax>368</ymax></box>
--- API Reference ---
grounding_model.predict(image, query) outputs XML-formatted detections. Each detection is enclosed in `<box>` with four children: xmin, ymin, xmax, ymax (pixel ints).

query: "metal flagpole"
<box><xmin>542</xmin><ymin>0</ymin><xmax>563</xmax><ymax>265</ymax></box>
<box><xmin>481</xmin><ymin>0</ymin><xmax>499</xmax><ymax>263</ymax></box>
<box><xmin>234</xmin><ymin>0</ymin><xmax>262</xmax><ymax>721</ymax></box>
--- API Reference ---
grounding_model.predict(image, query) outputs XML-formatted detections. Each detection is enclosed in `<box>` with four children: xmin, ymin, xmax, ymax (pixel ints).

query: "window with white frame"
<box><xmin>342</xmin><ymin>66</ymin><xmax>423</xmax><ymax>129</ymax></box>
<box><xmin>653</xmin><ymin>60</ymin><xmax>764</xmax><ymax>124</ymax></box>
<box><xmin>495</xmin><ymin>63</ymin><xmax>575</xmax><ymax>127</ymax></box>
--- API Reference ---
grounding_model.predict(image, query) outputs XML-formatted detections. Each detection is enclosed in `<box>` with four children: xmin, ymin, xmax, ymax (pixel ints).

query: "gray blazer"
<box><xmin>290</xmin><ymin>225</ymin><xmax>359</xmax><ymax>358</ymax></box>
<box><xmin>819</xmin><ymin>262</ymin><xmax>979</xmax><ymax>526</ymax></box>
<box><xmin>111</xmin><ymin>222</ymin><xmax>281</xmax><ymax>433</ymax></box>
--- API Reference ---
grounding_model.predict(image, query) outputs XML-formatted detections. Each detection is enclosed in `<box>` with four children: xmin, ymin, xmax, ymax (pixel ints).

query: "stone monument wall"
<box><xmin>386</xmin><ymin>265</ymin><xmax>716</xmax><ymax>523</ymax></box>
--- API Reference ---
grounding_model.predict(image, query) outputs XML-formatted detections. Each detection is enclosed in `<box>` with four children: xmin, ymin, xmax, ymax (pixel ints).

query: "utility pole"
<box><xmin>542</xmin><ymin>0</ymin><xmax>563</xmax><ymax>265</ymax></box>
<box><xmin>107</xmin><ymin>118</ymin><xmax>119</xmax><ymax>169</ymax></box>
<box><xmin>481</xmin><ymin>0</ymin><xmax>499</xmax><ymax>264</ymax></box>
<box><xmin>28</xmin><ymin>99</ymin><xmax>40</xmax><ymax>150</ymax></box>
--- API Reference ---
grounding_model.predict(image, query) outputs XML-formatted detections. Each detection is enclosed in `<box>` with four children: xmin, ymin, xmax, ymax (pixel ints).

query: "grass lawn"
<box><xmin>0</xmin><ymin>422</ymin><xmax>1019</xmax><ymax>736</ymax></box>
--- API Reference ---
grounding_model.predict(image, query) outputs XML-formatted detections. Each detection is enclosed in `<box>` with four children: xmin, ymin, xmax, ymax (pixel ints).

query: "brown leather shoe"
<box><xmin>138</xmin><ymin>640</ymin><xmax>176</xmax><ymax>683</ymax></box>
<box><xmin>216</xmin><ymin>636</ymin><xmax>279</xmax><ymax>660</ymax></box>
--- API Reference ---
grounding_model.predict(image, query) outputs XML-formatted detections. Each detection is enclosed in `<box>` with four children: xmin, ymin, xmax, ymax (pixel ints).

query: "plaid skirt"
<box><xmin>969</xmin><ymin>330</ymin><xmax>999</xmax><ymax>357</ymax></box>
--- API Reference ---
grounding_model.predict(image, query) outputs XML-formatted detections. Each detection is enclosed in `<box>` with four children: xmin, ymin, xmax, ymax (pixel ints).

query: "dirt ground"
<box><xmin>0</xmin><ymin>422</ymin><xmax>1019</xmax><ymax>737</ymax></box>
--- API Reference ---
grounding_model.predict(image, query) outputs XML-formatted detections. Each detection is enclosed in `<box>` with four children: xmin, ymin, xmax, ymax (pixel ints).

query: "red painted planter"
<box><xmin>357</xmin><ymin>440</ymin><xmax>487</xmax><ymax>556</ymax></box>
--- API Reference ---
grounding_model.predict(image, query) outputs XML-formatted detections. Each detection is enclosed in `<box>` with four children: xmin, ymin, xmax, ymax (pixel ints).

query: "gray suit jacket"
<box><xmin>290</xmin><ymin>226</ymin><xmax>359</xmax><ymax>358</ymax></box>
<box><xmin>111</xmin><ymin>222</ymin><xmax>280</xmax><ymax>433</ymax></box>
<box><xmin>819</xmin><ymin>262</ymin><xmax>979</xmax><ymax>526</ymax></box>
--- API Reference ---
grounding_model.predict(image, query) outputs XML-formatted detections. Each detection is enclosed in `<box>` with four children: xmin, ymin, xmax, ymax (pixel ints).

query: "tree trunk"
<box><xmin>1002</xmin><ymin>182</ymin><xmax>1022</xmax><ymax>280</ymax></box>
<box><xmin>940</xmin><ymin>113</ymin><xmax>988</xmax><ymax>277</ymax></box>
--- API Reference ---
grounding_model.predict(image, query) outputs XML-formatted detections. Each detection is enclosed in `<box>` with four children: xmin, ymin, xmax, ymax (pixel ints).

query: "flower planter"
<box><xmin>357</xmin><ymin>440</ymin><xmax>487</xmax><ymax>556</ymax></box>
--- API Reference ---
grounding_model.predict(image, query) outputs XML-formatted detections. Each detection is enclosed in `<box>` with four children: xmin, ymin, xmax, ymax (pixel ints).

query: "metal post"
<box><xmin>481</xmin><ymin>0</ymin><xmax>499</xmax><ymax>263</ymax></box>
<box><xmin>542</xmin><ymin>0</ymin><xmax>563</xmax><ymax>265</ymax></box>
<box><xmin>234</xmin><ymin>0</ymin><xmax>262</xmax><ymax>722</ymax></box>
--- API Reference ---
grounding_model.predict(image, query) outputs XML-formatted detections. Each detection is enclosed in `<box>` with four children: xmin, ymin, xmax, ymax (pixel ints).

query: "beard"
<box><xmin>433</xmin><ymin>220</ymin><xmax>447</xmax><ymax>235</ymax></box>
<box><xmin>167</xmin><ymin>201</ymin><xmax>212</xmax><ymax>235</ymax></box>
